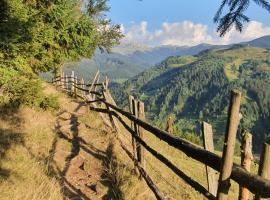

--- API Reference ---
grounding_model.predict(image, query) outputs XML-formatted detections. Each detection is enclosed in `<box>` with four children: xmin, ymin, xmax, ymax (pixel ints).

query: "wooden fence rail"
<box><xmin>52</xmin><ymin>71</ymin><xmax>270</xmax><ymax>199</ymax></box>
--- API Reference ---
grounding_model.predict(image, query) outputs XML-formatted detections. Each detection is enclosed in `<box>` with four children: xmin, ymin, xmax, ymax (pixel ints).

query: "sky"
<box><xmin>107</xmin><ymin>0</ymin><xmax>270</xmax><ymax>46</ymax></box>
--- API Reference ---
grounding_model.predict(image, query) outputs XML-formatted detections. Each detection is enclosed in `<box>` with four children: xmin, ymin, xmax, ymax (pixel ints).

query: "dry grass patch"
<box><xmin>112</xmin><ymin>113</ymin><xmax>259</xmax><ymax>199</ymax></box>
<box><xmin>0</xmin><ymin>106</ymin><xmax>63</xmax><ymax>200</ymax></box>
<box><xmin>78</xmin><ymin>109</ymin><xmax>148</xmax><ymax>199</ymax></box>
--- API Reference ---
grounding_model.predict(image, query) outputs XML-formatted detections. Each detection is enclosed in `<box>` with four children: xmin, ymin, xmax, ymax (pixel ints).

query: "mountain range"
<box><xmin>62</xmin><ymin>35</ymin><xmax>270</xmax><ymax>82</ymax></box>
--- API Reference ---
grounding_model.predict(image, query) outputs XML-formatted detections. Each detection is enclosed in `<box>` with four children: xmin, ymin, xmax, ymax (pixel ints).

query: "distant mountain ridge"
<box><xmin>61</xmin><ymin>35</ymin><xmax>270</xmax><ymax>81</ymax></box>
<box><xmin>241</xmin><ymin>35</ymin><xmax>270</xmax><ymax>48</ymax></box>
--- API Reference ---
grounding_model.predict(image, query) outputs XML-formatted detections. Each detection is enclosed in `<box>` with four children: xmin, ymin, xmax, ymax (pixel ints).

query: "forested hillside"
<box><xmin>111</xmin><ymin>46</ymin><xmax>270</xmax><ymax>151</ymax></box>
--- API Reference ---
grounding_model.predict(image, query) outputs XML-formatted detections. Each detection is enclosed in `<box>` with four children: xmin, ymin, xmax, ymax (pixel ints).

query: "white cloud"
<box><xmin>214</xmin><ymin>21</ymin><xmax>270</xmax><ymax>44</ymax></box>
<box><xmin>154</xmin><ymin>21</ymin><xmax>212</xmax><ymax>46</ymax></box>
<box><xmin>124</xmin><ymin>21</ymin><xmax>153</xmax><ymax>44</ymax></box>
<box><xmin>121</xmin><ymin>20</ymin><xmax>270</xmax><ymax>46</ymax></box>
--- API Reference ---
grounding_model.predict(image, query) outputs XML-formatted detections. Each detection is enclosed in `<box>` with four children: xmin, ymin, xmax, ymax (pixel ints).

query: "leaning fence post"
<box><xmin>255</xmin><ymin>143</ymin><xmax>270</xmax><ymax>200</ymax></box>
<box><xmin>202</xmin><ymin>121</ymin><xmax>217</xmax><ymax>196</ymax></box>
<box><xmin>138</xmin><ymin>101</ymin><xmax>146</xmax><ymax>171</ymax></box>
<box><xmin>131</xmin><ymin>97</ymin><xmax>140</xmax><ymax>175</ymax></box>
<box><xmin>132</xmin><ymin>98</ymin><xmax>139</xmax><ymax>157</ymax></box>
<box><xmin>93</xmin><ymin>74</ymin><xmax>100</xmax><ymax>100</ymax></box>
<box><xmin>128</xmin><ymin>95</ymin><xmax>138</xmax><ymax>169</ymax></box>
<box><xmin>88</xmin><ymin>71</ymin><xmax>99</xmax><ymax>98</ymax></box>
<box><xmin>238</xmin><ymin>131</ymin><xmax>252</xmax><ymax>200</ymax></box>
<box><xmin>102</xmin><ymin>80</ymin><xmax>121</xmax><ymax>135</ymax></box>
<box><xmin>217</xmin><ymin>90</ymin><xmax>241</xmax><ymax>200</ymax></box>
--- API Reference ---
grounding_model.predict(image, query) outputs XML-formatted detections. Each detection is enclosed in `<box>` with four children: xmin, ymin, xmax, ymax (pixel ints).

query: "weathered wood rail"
<box><xmin>52</xmin><ymin>71</ymin><xmax>270</xmax><ymax>200</ymax></box>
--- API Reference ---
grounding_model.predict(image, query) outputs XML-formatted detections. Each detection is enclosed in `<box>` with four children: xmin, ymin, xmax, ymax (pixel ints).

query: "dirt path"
<box><xmin>41</xmin><ymin>84</ymin><xmax>154</xmax><ymax>200</ymax></box>
<box><xmin>45</xmin><ymin>86</ymin><xmax>118</xmax><ymax>200</ymax></box>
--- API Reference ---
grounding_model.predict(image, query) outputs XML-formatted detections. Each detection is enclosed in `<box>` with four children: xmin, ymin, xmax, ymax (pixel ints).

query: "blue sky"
<box><xmin>107</xmin><ymin>0</ymin><xmax>270</xmax><ymax>46</ymax></box>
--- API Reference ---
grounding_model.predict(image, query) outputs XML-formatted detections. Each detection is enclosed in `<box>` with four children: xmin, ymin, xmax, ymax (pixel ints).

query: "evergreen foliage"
<box><xmin>111</xmin><ymin>47</ymin><xmax>270</xmax><ymax>151</ymax></box>
<box><xmin>214</xmin><ymin>0</ymin><xmax>270</xmax><ymax>36</ymax></box>
<box><xmin>0</xmin><ymin>0</ymin><xmax>122</xmax><ymax>109</ymax></box>
<box><xmin>0</xmin><ymin>0</ymin><xmax>122</xmax><ymax>75</ymax></box>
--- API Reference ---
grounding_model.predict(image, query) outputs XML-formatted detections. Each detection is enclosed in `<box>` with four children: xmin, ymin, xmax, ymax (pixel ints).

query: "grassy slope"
<box><xmin>0</xmin><ymin>83</ymin><xmax>151</xmax><ymax>200</ymax></box>
<box><xmin>0</xmin><ymin>82</ymin><xmax>260</xmax><ymax>200</ymax></box>
<box><xmin>116</xmin><ymin>113</ymin><xmax>259</xmax><ymax>199</ymax></box>
<box><xmin>0</xmin><ymin>105</ymin><xmax>63</xmax><ymax>200</ymax></box>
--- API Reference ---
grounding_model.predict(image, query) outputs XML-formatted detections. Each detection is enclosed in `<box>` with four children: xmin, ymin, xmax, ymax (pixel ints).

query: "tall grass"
<box><xmin>0</xmin><ymin>107</ymin><xmax>63</xmax><ymax>200</ymax></box>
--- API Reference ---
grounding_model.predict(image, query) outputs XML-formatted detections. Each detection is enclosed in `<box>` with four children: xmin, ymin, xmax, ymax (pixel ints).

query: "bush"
<box><xmin>3</xmin><ymin>76</ymin><xmax>43</xmax><ymax>107</ymax></box>
<box><xmin>2</xmin><ymin>75</ymin><xmax>59</xmax><ymax>111</ymax></box>
<box><xmin>181</xmin><ymin>132</ymin><xmax>202</xmax><ymax>145</ymax></box>
<box><xmin>40</xmin><ymin>95</ymin><xmax>60</xmax><ymax>111</ymax></box>
<box><xmin>0</xmin><ymin>67</ymin><xmax>18</xmax><ymax>85</ymax></box>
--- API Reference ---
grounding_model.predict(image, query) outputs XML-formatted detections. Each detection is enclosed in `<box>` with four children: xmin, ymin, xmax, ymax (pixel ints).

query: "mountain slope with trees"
<box><xmin>110</xmin><ymin>46</ymin><xmax>270</xmax><ymax>151</ymax></box>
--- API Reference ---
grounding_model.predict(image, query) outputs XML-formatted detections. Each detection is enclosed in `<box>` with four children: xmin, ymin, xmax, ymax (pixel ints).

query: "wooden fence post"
<box><xmin>88</xmin><ymin>71</ymin><xmax>99</xmax><ymax>99</ymax></box>
<box><xmin>61</xmin><ymin>72</ymin><xmax>64</xmax><ymax>89</ymax></box>
<box><xmin>70</xmin><ymin>71</ymin><xmax>75</xmax><ymax>95</ymax></box>
<box><xmin>238</xmin><ymin>131</ymin><xmax>252</xmax><ymax>200</ymax></box>
<box><xmin>217</xmin><ymin>90</ymin><xmax>241</xmax><ymax>200</ymax></box>
<box><xmin>128</xmin><ymin>95</ymin><xmax>138</xmax><ymax>167</ymax></box>
<box><xmin>165</xmin><ymin>117</ymin><xmax>174</xmax><ymax>134</ymax></box>
<box><xmin>65</xmin><ymin>75</ymin><xmax>68</xmax><ymax>90</ymax></box>
<box><xmin>102</xmin><ymin>80</ymin><xmax>121</xmax><ymax>134</ymax></box>
<box><xmin>132</xmin><ymin>97</ymin><xmax>139</xmax><ymax>163</ymax></box>
<box><xmin>202</xmin><ymin>121</ymin><xmax>217</xmax><ymax>196</ymax></box>
<box><xmin>138</xmin><ymin>101</ymin><xmax>146</xmax><ymax>170</ymax></box>
<box><xmin>81</xmin><ymin>78</ymin><xmax>85</xmax><ymax>97</ymax></box>
<box><xmin>57</xmin><ymin>72</ymin><xmax>61</xmax><ymax>86</ymax></box>
<box><xmin>255</xmin><ymin>143</ymin><xmax>270</xmax><ymax>200</ymax></box>
<box><xmin>93</xmin><ymin>74</ymin><xmax>100</xmax><ymax>100</ymax></box>
<box><xmin>74</xmin><ymin>76</ymin><xmax>78</xmax><ymax>98</ymax></box>
<box><xmin>105</xmin><ymin>76</ymin><xmax>109</xmax><ymax>90</ymax></box>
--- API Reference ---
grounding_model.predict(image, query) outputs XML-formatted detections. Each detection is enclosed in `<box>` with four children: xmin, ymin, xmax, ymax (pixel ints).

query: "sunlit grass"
<box><xmin>115</xmin><ymin>113</ymin><xmax>259</xmax><ymax>199</ymax></box>
<box><xmin>0</xmin><ymin>107</ymin><xmax>63</xmax><ymax>200</ymax></box>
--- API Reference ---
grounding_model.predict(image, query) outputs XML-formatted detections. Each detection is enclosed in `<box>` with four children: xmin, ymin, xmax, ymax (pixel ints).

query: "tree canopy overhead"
<box><xmin>0</xmin><ymin>0</ymin><xmax>123</xmax><ymax>75</ymax></box>
<box><xmin>214</xmin><ymin>0</ymin><xmax>270</xmax><ymax>36</ymax></box>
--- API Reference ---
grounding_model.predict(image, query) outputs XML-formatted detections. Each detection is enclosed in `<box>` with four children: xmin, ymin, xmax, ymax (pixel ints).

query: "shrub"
<box><xmin>40</xmin><ymin>95</ymin><xmax>60</xmax><ymax>111</ymax></box>
<box><xmin>2</xmin><ymin>75</ymin><xmax>59</xmax><ymax>111</ymax></box>
<box><xmin>0</xmin><ymin>67</ymin><xmax>18</xmax><ymax>85</ymax></box>
<box><xmin>181</xmin><ymin>132</ymin><xmax>202</xmax><ymax>145</ymax></box>
<box><xmin>3</xmin><ymin>76</ymin><xmax>43</xmax><ymax>107</ymax></box>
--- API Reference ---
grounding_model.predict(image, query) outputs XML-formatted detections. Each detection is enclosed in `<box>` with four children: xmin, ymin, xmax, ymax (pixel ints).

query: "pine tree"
<box><xmin>214</xmin><ymin>0</ymin><xmax>270</xmax><ymax>36</ymax></box>
<box><xmin>0</xmin><ymin>0</ymin><xmax>123</xmax><ymax>75</ymax></box>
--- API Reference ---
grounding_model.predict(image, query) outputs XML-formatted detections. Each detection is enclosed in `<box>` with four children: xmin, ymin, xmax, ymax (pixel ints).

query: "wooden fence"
<box><xmin>52</xmin><ymin>71</ymin><xmax>270</xmax><ymax>200</ymax></box>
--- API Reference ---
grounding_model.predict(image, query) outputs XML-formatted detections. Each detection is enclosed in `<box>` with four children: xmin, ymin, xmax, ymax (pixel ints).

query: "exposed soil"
<box><xmin>47</xmin><ymin>86</ymin><xmax>117</xmax><ymax>200</ymax></box>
